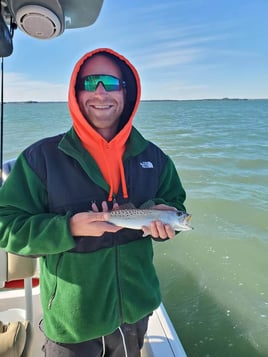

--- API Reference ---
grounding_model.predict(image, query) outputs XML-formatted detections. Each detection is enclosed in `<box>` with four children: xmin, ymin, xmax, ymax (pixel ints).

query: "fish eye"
<box><xmin>176</xmin><ymin>211</ymin><xmax>184</xmax><ymax>216</ymax></box>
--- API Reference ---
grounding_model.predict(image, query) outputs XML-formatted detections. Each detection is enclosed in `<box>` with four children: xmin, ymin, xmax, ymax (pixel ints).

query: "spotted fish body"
<box><xmin>108</xmin><ymin>209</ymin><xmax>192</xmax><ymax>232</ymax></box>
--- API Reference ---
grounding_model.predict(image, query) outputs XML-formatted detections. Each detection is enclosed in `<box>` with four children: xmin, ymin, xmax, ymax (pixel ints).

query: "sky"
<box><xmin>2</xmin><ymin>0</ymin><xmax>268</xmax><ymax>101</ymax></box>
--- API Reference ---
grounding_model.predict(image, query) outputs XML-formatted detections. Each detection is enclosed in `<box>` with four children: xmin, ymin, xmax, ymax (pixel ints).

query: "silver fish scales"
<box><xmin>108</xmin><ymin>208</ymin><xmax>192</xmax><ymax>232</ymax></box>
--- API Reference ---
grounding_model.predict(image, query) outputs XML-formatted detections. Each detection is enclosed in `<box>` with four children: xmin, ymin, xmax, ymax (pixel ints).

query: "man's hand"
<box><xmin>142</xmin><ymin>204</ymin><xmax>177</xmax><ymax>239</ymax></box>
<box><xmin>69</xmin><ymin>201</ymin><xmax>122</xmax><ymax>237</ymax></box>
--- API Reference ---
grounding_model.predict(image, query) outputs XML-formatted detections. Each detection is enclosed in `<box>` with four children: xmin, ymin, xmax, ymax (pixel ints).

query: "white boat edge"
<box><xmin>142</xmin><ymin>303</ymin><xmax>187</xmax><ymax>357</ymax></box>
<box><xmin>0</xmin><ymin>280</ymin><xmax>187</xmax><ymax>356</ymax></box>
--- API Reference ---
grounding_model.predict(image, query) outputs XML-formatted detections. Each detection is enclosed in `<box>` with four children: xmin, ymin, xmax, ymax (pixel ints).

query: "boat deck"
<box><xmin>0</xmin><ymin>283</ymin><xmax>187</xmax><ymax>356</ymax></box>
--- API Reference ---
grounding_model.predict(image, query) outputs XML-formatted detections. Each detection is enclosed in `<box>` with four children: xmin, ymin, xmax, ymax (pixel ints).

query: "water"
<box><xmin>2</xmin><ymin>100</ymin><xmax>268</xmax><ymax>356</ymax></box>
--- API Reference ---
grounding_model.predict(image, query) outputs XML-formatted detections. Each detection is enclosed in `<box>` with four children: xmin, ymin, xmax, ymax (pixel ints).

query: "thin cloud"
<box><xmin>128</xmin><ymin>20</ymin><xmax>229</xmax><ymax>71</ymax></box>
<box><xmin>138</xmin><ymin>48</ymin><xmax>205</xmax><ymax>70</ymax></box>
<box><xmin>4</xmin><ymin>73</ymin><xmax>67</xmax><ymax>102</ymax></box>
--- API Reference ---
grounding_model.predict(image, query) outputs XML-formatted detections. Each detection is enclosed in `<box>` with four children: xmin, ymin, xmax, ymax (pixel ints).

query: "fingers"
<box><xmin>112</xmin><ymin>202</ymin><xmax>119</xmax><ymax>210</ymax></box>
<box><xmin>141</xmin><ymin>204</ymin><xmax>177</xmax><ymax>239</ymax></box>
<box><xmin>142</xmin><ymin>221</ymin><xmax>175</xmax><ymax>239</ymax></box>
<box><xmin>164</xmin><ymin>224</ymin><xmax>176</xmax><ymax>239</ymax></box>
<box><xmin>101</xmin><ymin>201</ymin><xmax>109</xmax><ymax>212</ymax></box>
<box><xmin>91</xmin><ymin>202</ymin><xmax>99</xmax><ymax>212</ymax></box>
<box><xmin>91</xmin><ymin>201</ymin><xmax>119</xmax><ymax>212</ymax></box>
<box><xmin>70</xmin><ymin>212</ymin><xmax>120</xmax><ymax>237</ymax></box>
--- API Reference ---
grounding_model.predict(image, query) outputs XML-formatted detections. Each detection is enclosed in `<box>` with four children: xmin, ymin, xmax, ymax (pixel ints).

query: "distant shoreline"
<box><xmin>3</xmin><ymin>98</ymin><xmax>268</xmax><ymax>104</ymax></box>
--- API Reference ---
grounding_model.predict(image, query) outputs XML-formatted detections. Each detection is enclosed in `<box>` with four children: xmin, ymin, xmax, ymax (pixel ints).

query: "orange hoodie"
<box><xmin>68</xmin><ymin>48</ymin><xmax>141</xmax><ymax>201</ymax></box>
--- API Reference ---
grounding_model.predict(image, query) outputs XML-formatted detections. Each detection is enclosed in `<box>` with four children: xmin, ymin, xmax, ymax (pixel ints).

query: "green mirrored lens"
<box><xmin>83</xmin><ymin>75</ymin><xmax>123</xmax><ymax>92</ymax></box>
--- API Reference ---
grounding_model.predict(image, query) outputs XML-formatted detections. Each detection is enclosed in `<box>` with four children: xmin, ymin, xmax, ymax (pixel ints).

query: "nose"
<box><xmin>95</xmin><ymin>82</ymin><xmax>107</xmax><ymax>93</ymax></box>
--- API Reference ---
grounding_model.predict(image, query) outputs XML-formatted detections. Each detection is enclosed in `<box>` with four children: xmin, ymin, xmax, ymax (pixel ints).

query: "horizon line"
<box><xmin>4</xmin><ymin>97</ymin><xmax>268</xmax><ymax>104</ymax></box>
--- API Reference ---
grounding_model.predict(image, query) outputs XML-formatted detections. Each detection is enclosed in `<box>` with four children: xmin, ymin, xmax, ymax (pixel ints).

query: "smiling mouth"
<box><xmin>91</xmin><ymin>104</ymin><xmax>113</xmax><ymax>109</ymax></box>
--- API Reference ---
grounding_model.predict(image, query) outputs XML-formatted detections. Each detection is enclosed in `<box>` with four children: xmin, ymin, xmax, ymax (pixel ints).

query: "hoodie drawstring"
<box><xmin>119</xmin><ymin>160</ymin><xmax>128</xmax><ymax>200</ymax></box>
<box><xmin>102</xmin><ymin>144</ymin><xmax>128</xmax><ymax>202</ymax></box>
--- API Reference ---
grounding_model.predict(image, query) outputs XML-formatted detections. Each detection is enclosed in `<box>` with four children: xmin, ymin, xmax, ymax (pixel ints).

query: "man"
<box><xmin>0</xmin><ymin>48</ymin><xmax>186</xmax><ymax>356</ymax></box>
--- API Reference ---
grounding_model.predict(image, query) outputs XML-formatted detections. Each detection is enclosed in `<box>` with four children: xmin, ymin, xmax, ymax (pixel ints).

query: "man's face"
<box><xmin>76</xmin><ymin>55</ymin><xmax>125</xmax><ymax>141</ymax></box>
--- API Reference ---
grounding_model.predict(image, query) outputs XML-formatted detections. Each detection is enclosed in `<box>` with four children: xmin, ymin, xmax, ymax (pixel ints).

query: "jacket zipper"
<box><xmin>47</xmin><ymin>253</ymin><xmax>63</xmax><ymax>310</ymax></box>
<box><xmin>115</xmin><ymin>245</ymin><xmax>123</xmax><ymax>323</ymax></box>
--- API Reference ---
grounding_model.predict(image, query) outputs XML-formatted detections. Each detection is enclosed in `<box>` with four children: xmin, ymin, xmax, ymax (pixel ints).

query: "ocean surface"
<box><xmin>2</xmin><ymin>100</ymin><xmax>268</xmax><ymax>356</ymax></box>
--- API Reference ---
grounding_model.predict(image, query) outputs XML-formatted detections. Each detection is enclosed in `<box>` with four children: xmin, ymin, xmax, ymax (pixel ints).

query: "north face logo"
<box><xmin>140</xmin><ymin>161</ymin><xmax>154</xmax><ymax>169</ymax></box>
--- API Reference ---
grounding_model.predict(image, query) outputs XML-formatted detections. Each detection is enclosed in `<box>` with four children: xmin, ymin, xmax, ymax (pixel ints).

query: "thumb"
<box><xmin>88</xmin><ymin>211</ymin><xmax>110</xmax><ymax>222</ymax></box>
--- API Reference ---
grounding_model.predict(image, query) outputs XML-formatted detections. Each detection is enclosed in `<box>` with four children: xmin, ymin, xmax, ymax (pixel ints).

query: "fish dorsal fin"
<box><xmin>117</xmin><ymin>200</ymin><xmax>155</xmax><ymax>210</ymax></box>
<box><xmin>139</xmin><ymin>200</ymin><xmax>155</xmax><ymax>209</ymax></box>
<box><xmin>118</xmin><ymin>202</ymin><xmax>136</xmax><ymax>210</ymax></box>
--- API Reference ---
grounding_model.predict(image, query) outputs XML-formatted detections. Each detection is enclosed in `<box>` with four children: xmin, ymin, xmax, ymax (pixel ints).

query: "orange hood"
<box><xmin>68</xmin><ymin>48</ymin><xmax>141</xmax><ymax>201</ymax></box>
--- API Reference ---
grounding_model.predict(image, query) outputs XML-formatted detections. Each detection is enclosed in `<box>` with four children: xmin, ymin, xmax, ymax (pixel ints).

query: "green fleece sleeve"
<box><xmin>154</xmin><ymin>156</ymin><xmax>186</xmax><ymax>211</ymax></box>
<box><xmin>0</xmin><ymin>154</ymin><xmax>75</xmax><ymax>255</ymax></box>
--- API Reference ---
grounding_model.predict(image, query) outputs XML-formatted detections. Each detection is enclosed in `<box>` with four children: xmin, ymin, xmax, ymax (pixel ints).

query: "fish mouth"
<box><xmin>185</xmin><ymin>214</ymin><xmax>192</xmax><ymax>223</ymax></box>
<box><xmin>181</xmin><ymin>213</ymin><xmax>193</xmax><ymax>230</ymax></box>
<box><xmin>176</xmin><ymin>211</ymin><xmax>191</xmax><ymax>219</ymax></box>
<box><xmin>185</xmin><ymin>214</ymin><xmax>192</xmax><ymax>227</ymax></box>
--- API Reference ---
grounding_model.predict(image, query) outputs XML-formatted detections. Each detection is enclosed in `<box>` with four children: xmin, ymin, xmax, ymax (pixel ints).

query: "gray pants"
<box><xmin>42</xmin><ymin>316</ymin><xmax>149</xmax><ymax>357</ymax></box>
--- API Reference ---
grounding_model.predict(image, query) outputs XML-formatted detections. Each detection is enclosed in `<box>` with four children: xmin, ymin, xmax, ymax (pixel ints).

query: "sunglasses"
<box><xmin>77</xmin><ymin>74</ymin><xmax>126</xmax><ymax>92</ymax></box>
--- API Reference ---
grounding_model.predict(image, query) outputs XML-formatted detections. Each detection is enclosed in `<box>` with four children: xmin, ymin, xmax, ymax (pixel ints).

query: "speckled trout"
<box><xmin>108</xmin><ymin>209</ymin><xmax>192</xmax><ymax>232</ymax></box>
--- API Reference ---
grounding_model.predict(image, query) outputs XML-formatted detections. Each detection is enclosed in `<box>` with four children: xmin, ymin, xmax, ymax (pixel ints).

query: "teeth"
<box><xmin>93</xmin><ymin>105</ymin><xmax>111</xmax><ymax>109</ymax></box>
